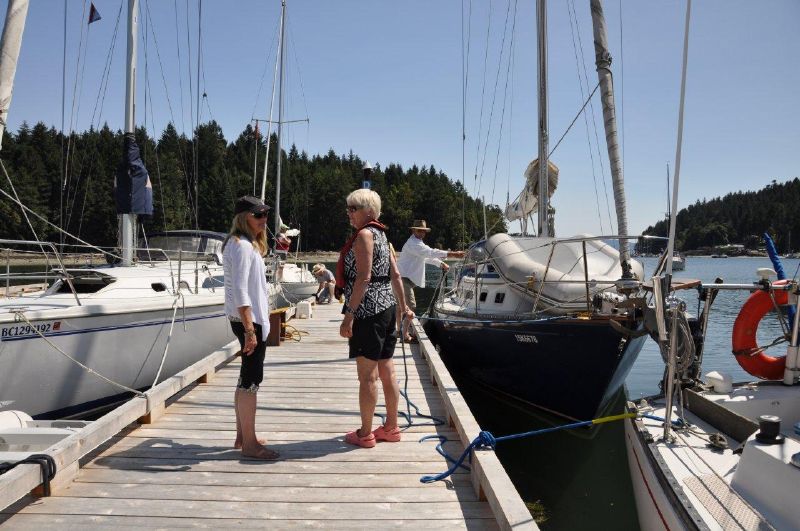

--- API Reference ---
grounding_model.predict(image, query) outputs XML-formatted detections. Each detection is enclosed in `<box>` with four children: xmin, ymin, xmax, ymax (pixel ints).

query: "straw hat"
<box><xmin>409</xmin><ymin>220</ymin><xmax>431</xmax><ymax>232</ymax></box>
<box><xmin>312</xmin><ymin>263</ymin><xmax>326</xmax><ymax>275</ymax></box>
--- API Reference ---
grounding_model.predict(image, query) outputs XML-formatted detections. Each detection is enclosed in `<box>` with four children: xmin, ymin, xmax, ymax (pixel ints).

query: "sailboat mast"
<box><xmin>259</xmin><ymin>2</ymin><xmax>284</xmax><ymax>202</ymax></box>
<box><xmin>590</xmin><ymin>0</ymin><xmax>631</xmax><ymax>276</ymax></box>
<box><xmin>120</xmin><ymin>0</ymin><xmax>139</xmax><ymax>266</ymax></box>
<box><xmin>536</xmin><ymin>0</ymin><xmax>550</xmax><ymax>237</ymax></box>
<box><xmin>0</xmin><ymin>0</ymin><xmax>30</xmax><ymax>151</ymax></box>
<box><xmin>273</xmin><ymin>0</ymin><xmax>286</xmax><ymax>241</ymax></box>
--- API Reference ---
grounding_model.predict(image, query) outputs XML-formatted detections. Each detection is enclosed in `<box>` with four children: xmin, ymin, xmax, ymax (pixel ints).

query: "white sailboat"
<box><xmin>0</xmin><ymin>0</ymin><xmax>232</xmax><ymax>418</ymax></box>
<box><xmin>428</xmin><ymin>0</ymin><xmax>652</xmax><ymax>421</ymax></box>
<box><xmin>624</xmin><ymin>3</ymin><xmax>800</xmax><ymax>528</ymax></box>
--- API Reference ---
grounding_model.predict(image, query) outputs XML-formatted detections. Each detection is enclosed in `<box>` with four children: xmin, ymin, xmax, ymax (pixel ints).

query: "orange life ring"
<box><xmin>731</xmin><ymin>280</ymin><xmax>789</xmax><ymax>380</ymax></box>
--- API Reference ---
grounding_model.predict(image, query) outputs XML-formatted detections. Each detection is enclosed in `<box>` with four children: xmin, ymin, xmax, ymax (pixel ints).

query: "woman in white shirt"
<box><xmin>223</xmin><ymin>195</ymin><xmax>278</xmax><ymax>460</ymax></box>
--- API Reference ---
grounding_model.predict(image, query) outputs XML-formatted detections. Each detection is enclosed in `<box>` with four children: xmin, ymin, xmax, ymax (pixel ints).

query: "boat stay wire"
<box><xmin>69</xmin><ymin>2</ymin><xmax>125</xmax><ymax>238</ymax></box>
<box><xmin>460</xmin><ymin>0</ymin><xmax>472</xmax><ymax>249</ymax></box>
<box><xmin>475</xmin><ymin>0</ymin><xmax>513</xmax><ymax>205</ymax></box>
<box><xmin>566</xmin><ymin>0</ymin><xmax>614</xmax><ymax>234</ymax></box>
<box><xmin>489</xmin><ymin>0</ymin><xmax>518</xmax><ymax>207</ymax></box>
<box><xmin>0</xmin><ymin>160</ymin><xmax>120</xmax><ymax>260</ymax></box>
<box><xmin>143</xmin><ymin>0</ymin><xmax>196</xmax><ymax>225</ymax></box>
<box><xmin>471</xmin><ymin>0</ymin><xmax>493</xmax><ymax>192</ymax></box>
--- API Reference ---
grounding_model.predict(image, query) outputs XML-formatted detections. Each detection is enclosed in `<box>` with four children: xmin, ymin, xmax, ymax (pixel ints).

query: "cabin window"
<box><xmin>487</xmin><ymin>265</ymin><xmax>496</xmax><ymax>273</ymax></box>
<box><xmin>465</xmin><ymin>290</ymin><xmax>473</xmax><ymax>300</ymax></box>
<box><xmin>479</xmin><ymin>292</ymin><xmax>488</xmax><ymax>302</ymax></box>
<box><xmin>494</xmin><ymin>292</ymin><xmax>505</xmax><ymax>304</ymax></box>
<box><xmin>55</xmin><ymin>272</ymin><xmax>115</xmax><ymax>294</ymax></box>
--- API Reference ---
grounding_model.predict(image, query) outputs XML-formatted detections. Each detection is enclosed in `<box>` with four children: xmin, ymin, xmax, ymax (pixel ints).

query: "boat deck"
<box><xmin>1</xmin><ymin>302</ymin><xmax>534</xmax><ymax>529</ymax></box>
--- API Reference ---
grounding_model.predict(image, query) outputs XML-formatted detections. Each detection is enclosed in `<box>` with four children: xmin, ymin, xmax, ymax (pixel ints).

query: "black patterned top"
<box><xmin>344</xmin><ymin>226</ymin><xmax>395</xmax><ymax>319</ymax></box>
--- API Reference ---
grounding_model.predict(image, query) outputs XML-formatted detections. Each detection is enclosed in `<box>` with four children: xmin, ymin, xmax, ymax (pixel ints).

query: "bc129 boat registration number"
<box><xmin>1</xmin><ymin>321</ymin><xmax>61</xmax><ymax>339</ymax></box>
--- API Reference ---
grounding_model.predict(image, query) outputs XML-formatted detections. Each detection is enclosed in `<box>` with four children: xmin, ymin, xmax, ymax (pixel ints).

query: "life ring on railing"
<box><xmin>731</xmin><ymin>280</ymin><xmax>789</xmax><ymax>380</ymax></box>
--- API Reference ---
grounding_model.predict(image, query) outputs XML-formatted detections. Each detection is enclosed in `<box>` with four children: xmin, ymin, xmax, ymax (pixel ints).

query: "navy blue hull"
<box><xmin>427</xmin><ymin>315</ymin><xmax>646</xmax><ymax>421</ymax></box>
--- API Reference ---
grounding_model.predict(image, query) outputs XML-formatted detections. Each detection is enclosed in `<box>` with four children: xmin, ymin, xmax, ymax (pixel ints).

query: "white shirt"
<box><xmin>223</xmin><ymin>236</ymin><xmax>271</xmax><ymax>341</ymax></box>
<box><xmin>396</xmin><ymin>234</ymin><xmax>448</xmax><ymax>288</ymax></box>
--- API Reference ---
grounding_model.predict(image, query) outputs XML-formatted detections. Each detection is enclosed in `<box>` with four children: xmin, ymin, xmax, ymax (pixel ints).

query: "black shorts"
<box><xmin>230</xmin><ymin>321</ymin><xmax>267</xmax><ymax>391</ymax></box>
<box><xmin>349</xmin><ymin>305</ymin><xmax>397</xmax><ymax>361</ymax></box>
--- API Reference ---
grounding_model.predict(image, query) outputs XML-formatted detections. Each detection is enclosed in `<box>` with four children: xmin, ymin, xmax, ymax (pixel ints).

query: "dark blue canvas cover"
<box><xmin>114</xmin><ymin>134</ymin><xmax>153</xmax><ymax>215</ymax></box>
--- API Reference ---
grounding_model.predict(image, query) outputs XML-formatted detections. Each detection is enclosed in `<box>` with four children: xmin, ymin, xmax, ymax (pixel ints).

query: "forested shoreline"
<box><xmin>0</xmin><ymin>121</ymin><xmax>505</xmax><ymax>251</ymax></box>
<box><xmin>640</xmin><ymin>178</ymin><xmax>800</xmax><ymax>254</ymax></box>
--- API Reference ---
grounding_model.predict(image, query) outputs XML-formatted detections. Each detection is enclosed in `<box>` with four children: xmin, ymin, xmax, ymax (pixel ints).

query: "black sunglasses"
<box><xmin>346</xmin><ymin>205</ymin><xmax>362</xmax><ymax>213</ymax></box>
<box><xmin>251</xmin><ymin>211</ymin><xmax>268</xmax><ymax>219</ymax></box>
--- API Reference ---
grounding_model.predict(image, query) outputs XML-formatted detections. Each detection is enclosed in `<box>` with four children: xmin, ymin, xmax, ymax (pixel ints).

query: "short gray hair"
<box><xmin>346</xmin><ymin>189</ymin><xmax>382</xmax><ymax>219</ymax></box>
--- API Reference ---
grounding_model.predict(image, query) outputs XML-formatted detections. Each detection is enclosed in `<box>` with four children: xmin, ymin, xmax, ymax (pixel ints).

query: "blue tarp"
<box><xmin>114</xmin><ymin>134</ymin><xmax>153</xmax><ymax>215</ymax></box>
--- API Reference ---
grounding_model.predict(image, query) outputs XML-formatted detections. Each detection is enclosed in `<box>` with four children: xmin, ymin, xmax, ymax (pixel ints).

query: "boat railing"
<box><xmin>1</xmin><ymin>239</ymin><xmax>82</xmax><ymax>305</ymax></box>
<box><xmin>443</xmin><ymin>234</ymin><xmax>667</xmax><ymax>316</ymax></box>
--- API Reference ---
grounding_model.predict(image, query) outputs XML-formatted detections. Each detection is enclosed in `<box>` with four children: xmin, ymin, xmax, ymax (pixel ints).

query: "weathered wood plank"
<box><xmin>0</xmin><ymin>513</ymin><xmax>498</xmax><ymax>530</ymax></box>
<box><xmin>73</xmin><ymin>468</ymin><xmax>473</xmax><ymax>488</ymax></box>
<box><xmin>83</xmin><ymin>456</ymin><xmax>469</xmax><ymax>475</ymax></box>
<box><xmin>7</xmin><ymin>497</ymin><xmax>496</xmax><ymax>520</ymax></box>
<box><xmin>56</xmin><ymin>482</ymin><xmax>479</xmax><ymax>503</ymax></box>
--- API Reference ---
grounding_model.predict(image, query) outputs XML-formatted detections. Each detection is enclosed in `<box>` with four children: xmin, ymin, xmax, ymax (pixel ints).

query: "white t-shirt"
<box><xmin>223</xmin><ymin>236</ymin><xmax>271</xmax><ymax>341</ymax></box>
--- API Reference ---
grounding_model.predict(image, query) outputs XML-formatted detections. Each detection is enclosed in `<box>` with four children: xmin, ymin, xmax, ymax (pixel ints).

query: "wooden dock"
<box><xmin>1</xmin><ymin>303</ymin><xmax>536</xmax><ymax>529</ymax></box>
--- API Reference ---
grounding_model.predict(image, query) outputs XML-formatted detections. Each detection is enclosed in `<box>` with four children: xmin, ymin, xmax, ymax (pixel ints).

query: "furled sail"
<box><xmin>114</xmin><ymin>133</ymin><xmax>153</xmax><ymax>215</ymax></box>
<box><xmin>505</xmin><ymin>158</ymin><xmax>559</xmax><ymax>222</ymax></box>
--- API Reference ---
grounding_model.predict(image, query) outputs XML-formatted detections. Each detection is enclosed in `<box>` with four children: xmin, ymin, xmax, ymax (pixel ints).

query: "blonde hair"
<box><xmin>228</xmin><ymin>212</ymin><xmax>268</xmax><ymax>256</ymax></box>
<box><xmin>346</xmin><ymin>189</ymin><xmax>381</xmax><ymax>219</ymax></box>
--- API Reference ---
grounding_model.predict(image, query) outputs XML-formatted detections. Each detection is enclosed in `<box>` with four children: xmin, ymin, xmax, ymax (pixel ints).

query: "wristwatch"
<box><xmin>244</xmin><ymin>328</ymin><xmax>256</xmax><ymax>337</ymax></box>
<box><xmin>344</xmin><ymin>306</ymin><xmax>355</xmax><ymax>315</ymax></box>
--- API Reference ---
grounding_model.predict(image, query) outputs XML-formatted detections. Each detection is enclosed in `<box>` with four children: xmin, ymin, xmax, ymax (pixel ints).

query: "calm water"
<box><xmin>414</xmin><ymin>256</ymin><xmax>796</xmax><ymax>530</ymax></box>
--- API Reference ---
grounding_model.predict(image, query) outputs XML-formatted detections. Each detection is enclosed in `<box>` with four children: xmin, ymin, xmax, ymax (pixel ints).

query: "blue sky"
<box><xmin>3</xmin><ymin>0</ymin><xmax>799</xmax><ymax>237</ymax></box>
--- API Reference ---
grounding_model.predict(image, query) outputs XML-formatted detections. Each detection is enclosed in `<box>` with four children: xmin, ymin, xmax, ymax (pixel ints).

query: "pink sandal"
<box><xmin>373</xmin><ymin>425</ymin><xmax>402</xmax><ymax>442</ymax></box>
<box><xmin>345</xmin><ymin>429</ymin><xmax>376</xmax><ymax>448</ymax></box>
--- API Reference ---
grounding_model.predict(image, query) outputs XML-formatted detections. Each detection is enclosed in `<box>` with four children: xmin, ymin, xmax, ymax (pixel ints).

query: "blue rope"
<box><xmin>419</xmin><ymin>412</ymin><xmax>642</xmax><ymax>483</ymax></box>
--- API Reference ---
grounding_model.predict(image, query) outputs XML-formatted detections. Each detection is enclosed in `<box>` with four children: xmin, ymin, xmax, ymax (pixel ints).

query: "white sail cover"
<box><xmin>505</xmin><ymin>158</ymin><xmax>559</xmax><ymax>221</ymax></box>
<box><xmin>485</xmin><ymin>232</ymin><xmax>643</xmax><ymax>313</ymax></box>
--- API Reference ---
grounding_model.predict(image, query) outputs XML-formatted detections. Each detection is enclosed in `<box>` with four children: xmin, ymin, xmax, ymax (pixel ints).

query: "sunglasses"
<box><xmin>346</xmin><ymin>205</ymin><xmax>362</xmax><ymax>213</ymax></box>
<box><xmin>250</xmin><ymin>211</ymin><xmax>268</xmax><ymax>219</ymax></box>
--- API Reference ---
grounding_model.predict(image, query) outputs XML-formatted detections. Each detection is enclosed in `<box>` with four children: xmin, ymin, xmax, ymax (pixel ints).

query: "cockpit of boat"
<box><xmin>137</xmin><ymin>230</ymin><xmax>225</xmax><ymax>264</ymax></box>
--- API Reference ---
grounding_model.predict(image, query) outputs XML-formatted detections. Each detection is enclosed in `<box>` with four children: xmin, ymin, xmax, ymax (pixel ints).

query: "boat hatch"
<box><xmin>54</xmin><ymin>271</ymin><xmax>116</xmax><ymax>294</ymax></box>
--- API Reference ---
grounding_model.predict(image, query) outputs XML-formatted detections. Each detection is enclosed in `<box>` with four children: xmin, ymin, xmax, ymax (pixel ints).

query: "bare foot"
<box><xmin>241</xmin><ymin>444</ymin><xmax>280</xmax><ymax>460</ymax></box>
<box><xmin>234</xmin><ymin>436</ymin><xmax>267</xmax><ymax>449</ymax></box>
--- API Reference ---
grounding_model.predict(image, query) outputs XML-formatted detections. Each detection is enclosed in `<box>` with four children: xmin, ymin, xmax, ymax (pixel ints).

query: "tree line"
<box><xmin>0</xmin><ymin>121</ymin><xmax>505</xmax><ymax>252</ymax></box>
<box><xmin>639</xmin><ymin>178</ymin><xmax>800</xmax><ymax>253</ymax></box>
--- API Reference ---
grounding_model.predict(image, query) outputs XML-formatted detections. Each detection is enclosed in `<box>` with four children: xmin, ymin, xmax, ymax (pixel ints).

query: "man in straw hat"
<box><xmin>312</xmin><ymin>263</ymin><xmax>336</xmax><ymax>304</ymax></box>
<box><xmin>395</xmin><ymin>220</ymin><xmax>464</xmax><ymax>342</ymax></box>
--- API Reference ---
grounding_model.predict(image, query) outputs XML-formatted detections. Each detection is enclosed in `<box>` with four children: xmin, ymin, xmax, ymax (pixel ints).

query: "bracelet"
<box><xmin>244</xmin><ymin>329</ymin><xmax>256</xmax><ymax>337</ymax></box>
<box><xmin>344</xmin><ymin>306</ymin><xmax>355</xmax><ymax>315</ymax></box>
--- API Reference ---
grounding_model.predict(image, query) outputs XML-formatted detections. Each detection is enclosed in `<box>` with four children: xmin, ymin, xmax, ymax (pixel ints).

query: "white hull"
<box><xmin>278</xmin><ymin>262</ymin><xmax>317</xmax><ymax>301</ymax></box>
<box><xmin>625</xmin><ymin>384</ymin><xmax>800</xmax><ymax>530</ymax></box>
<box><xmin>0</xmin><ymin>262</ymin><xmax>233</xmax><ymax>417</ymax></box>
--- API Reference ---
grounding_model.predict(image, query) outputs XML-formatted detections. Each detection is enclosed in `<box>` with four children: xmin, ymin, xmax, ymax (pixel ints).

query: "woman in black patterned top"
<box><xmin>339</xmin><ymin>189</ymin><xmax>414</xmax><ymax>448</ymax></box>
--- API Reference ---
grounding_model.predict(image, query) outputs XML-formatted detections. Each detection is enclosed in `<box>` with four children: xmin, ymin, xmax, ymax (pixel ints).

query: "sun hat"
<box><xmin>410</xmin><ymin>219</ymin><xmax>431</xmax><ymax>232</ymax></box>
<box><xmin>312</xmin><ymin>263</ymin><xmax>325</xmax><ymax>275</ymax></box>
<box><xmin>234</xmin><ymin>195</ymin><xmax>270</xmax><ymax>216</ymax></box>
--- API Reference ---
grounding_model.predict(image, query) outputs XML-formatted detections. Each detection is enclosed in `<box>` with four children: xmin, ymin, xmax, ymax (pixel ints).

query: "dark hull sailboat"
<box><xmin>428</xmin><ymin>313</ymin><xmax>647</xmax><ymax>421</ymax></box>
